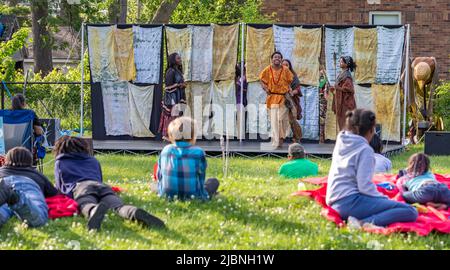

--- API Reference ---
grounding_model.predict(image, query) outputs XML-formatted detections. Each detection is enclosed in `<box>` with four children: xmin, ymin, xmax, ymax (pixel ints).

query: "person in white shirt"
<box><xmin>369</xmin><ymin>134</ymin><xmax>392</xmax><ymax>173</ymax></box>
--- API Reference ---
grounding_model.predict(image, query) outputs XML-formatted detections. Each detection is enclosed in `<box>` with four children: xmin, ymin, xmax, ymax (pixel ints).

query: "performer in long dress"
<box><xmin>282</xmin><ymin>59</ymin><xmax>303</xmax><ymax>143</ymax></box>
<box><xmin>330</xmin><ymin>56</ymin><xmax>357</xmax><ymax>131</ymax></box>
<box><xmin>259</xmin><ymin>51</ymin><xmax>294</xmax><ymax>148</ymax></box>
<box><xmin>318</xmin><ymin>68</ymin><xmax>329</xmax><ymax>143</ymax></box>
<box><xmin>159</xmin><ymin>53</ymin><xmax>187</xmax><ymax>141</ymax></box>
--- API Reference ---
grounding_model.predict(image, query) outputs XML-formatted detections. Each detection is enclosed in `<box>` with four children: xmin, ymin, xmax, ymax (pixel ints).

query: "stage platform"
<box><xmin>93</xmin><ymin>140</ymin><xmax>405</xmax><ymax>158</ymax></box>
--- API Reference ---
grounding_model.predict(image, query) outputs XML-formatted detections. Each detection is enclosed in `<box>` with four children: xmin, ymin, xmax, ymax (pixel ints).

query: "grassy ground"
<box><xmin>0</xmin><ymin>144</ymin><xmax>449</xmax><ymax>250</ymax></box>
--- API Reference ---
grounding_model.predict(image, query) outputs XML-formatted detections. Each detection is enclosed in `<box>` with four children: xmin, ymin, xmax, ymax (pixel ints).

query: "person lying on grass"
<box><xmin>369</xmin><ymin>133</ymin><xmax>392</xmax><ymax>173</ymax></box>
<box><xmin>0</xmin><ymin>147</ymin><xmax>55</xmax><ymax>228</ymax></box>
<box><xmin>53</xmin><ymin>135</ymin><xmax>165</xmax><ymax>231</ymax></box>
<box><xmin>156</xmin><ymin>116</ymin><xmax>220</xmax><ymax>201</ymax></box>
<box><xmin>397</xmin><ymin>153</ymin><xmax>450</xmax><ymax>210</ymax></box>
<box><xmin>278</xmin><ymin>143</ymin><xmax>318</xmax><ymax>179</ymax></box>
<box><xmin>326</xmin><ymin>109</ymin><xmax>418</xmax><ymax>230</ymax></box>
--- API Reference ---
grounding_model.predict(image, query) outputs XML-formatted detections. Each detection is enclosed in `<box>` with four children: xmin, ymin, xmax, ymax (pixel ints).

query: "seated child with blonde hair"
<box><xmin>157</xmin><ymin>116</ymin><xmax>219</xmax><ymax>200</ymax></box>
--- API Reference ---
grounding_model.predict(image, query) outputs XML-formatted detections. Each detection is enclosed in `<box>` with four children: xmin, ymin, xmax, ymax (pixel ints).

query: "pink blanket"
<box><xmin>292</xmin><ymin>174</ymin><xmax>450</xmax><ymax>236</ymax></box>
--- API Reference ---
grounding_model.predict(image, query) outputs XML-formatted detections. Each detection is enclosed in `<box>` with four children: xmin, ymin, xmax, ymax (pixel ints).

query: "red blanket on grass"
<box><xmin>292</xmin><ymin>174</ymin><xmax>450</xmax><ymax>236</ymax></box>
<box><xmin>45</xmin><ymin>195</ymin><xmax>78</xmax><ymax>219</ymax></box>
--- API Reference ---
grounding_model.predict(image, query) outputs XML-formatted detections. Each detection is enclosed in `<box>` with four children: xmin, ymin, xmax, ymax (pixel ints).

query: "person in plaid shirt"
<box><xmin>157</xmin><ymin>117</ymin><xmax>219</xmax><ymax>200</ymax></box>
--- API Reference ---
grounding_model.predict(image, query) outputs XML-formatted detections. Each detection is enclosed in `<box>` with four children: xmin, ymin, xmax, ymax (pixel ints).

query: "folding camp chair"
<box><xmin>0</xmin><ymin>109</ymin><xmax>44</xmax><ymax>171</ymax></box>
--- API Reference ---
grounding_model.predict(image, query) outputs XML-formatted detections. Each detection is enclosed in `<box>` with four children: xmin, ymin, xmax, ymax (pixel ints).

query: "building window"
<box><xmin>369</xmin><ymin>11</ymin><xmax>402</xmax><ymax>25</ymax></box>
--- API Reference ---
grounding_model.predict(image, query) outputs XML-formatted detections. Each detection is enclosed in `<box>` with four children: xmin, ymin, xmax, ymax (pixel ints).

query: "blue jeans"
<box><xmin>331</xmin><ymin>193</ymin><xmax>418</xmax><ymax>227</ymax></box>
<box><xmin>0</xmin><ymin>176</ymin><xmax>48</xmax><ymax>227</ymax></box>
<box><xmin>403</xmin><ymin>183</ymin><xmax>450</xmax><ymax>206</ymax></box>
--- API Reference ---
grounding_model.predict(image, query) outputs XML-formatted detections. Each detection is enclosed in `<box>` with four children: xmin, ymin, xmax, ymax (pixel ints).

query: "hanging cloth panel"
<box><xmin>376</xmin><ymin>26</ymin><xmax>405</xmax><ymax>84</ymax></box>
<box><xmin>246</xmin><ymin>26</ymin><xmax>274</xmax><ymax>82</ymax></box>
<box><xmin>128</xmin><ymin>83</ymin><xmax>155</xmax><ymax>137</ymax></box>
<box><xmin>114</xmin><ymin>27</ymin><xmax>136</xmax><ymax>81</ymax></box>
<box><xmin>353</xmin><ymin>28</ymin><xmax>377</xmax><ymax>84</ymax></box>
<box><xmin>325</xmin><ymin>94</ymin><xmax>337</xmax><ymax>141</ymax></box>
<box><xmin>190</xmin><ymin>26</ymin><xmax>213</xmax><ymax>82</ymax></box>
<box><xmin>246</xmin><ymin>82</ymin><xmax>270</xmax><ymax>137</ymax></box>
<box><xmin>292</xmin><ymin>27</ymin><xmax>322</xmax><ymax>86</ymax></box>
<box><xmin>325</xmin><ymin>27</ymin><xmax>354</xmax><ymax>85</ymax></box>
<box><xmin>132</xmin><ymin>26</ymin><xmax>162</xmax><ymax>84</ymax></box>
<box><xmin>101</xmin><ymin>81</ymin><xmax>131</xmax><ymax>136</ymax></box>
<box><xmin>212</xmin><ymin>24</ymin><xmax>239</xmax><ymax>81</ymax></box>
<box><xmin>354</xmin><ymin>84</ymin><xmax>375</xmax><ymax>111</ymax></box>
<box><xmin>299</xmin><ymin>86</ymin><xmax>320</xmax><ymax>140</ymax></box>
<box><xmin>88</xmin><ymin>26</ymin><xmax>118</xmax><ymax>82</ymax></box>
<box><xmin>373</xmin><ymin>84</ymin><xmax>401</xmax><ymax>141</ymax></box>
<box><xmin>273</xmin><ymin>25</ymin><xmax>295</xmax><ymax>61</ymax></box>
<box><xmin>166</xmin><ymin>26</ymin><xmax>193</xmax><ymax>81</ymax></box>
<box><xmin>211</xmin><ymin>80</ymin><xmax>237</xmax><ymax>138</ymax></box>
<box><xmin>185</xmin><ymin>82</ymin><xmax>212</xmax><ymax>138</ymax></box>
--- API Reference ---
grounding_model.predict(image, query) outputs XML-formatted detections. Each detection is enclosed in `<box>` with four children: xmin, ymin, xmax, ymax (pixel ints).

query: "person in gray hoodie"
<box><xmin>326</xmin><ymin>109</ymin><xmax>417</xmax><ymax>228</ymax></box>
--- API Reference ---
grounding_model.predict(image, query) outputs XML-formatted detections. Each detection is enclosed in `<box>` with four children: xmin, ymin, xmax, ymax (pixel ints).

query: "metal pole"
<box><xmin>402</xmin><ymin>24</ymin><xmax>410</xmax><ymax>146</ymax></box>
<box><xmin>239</xmin><ymin>22</ymin><xmax>245</xmax><ymax>142</ymax></box>
<box><xmin>80</xmin><ymin>22</ymin><xmax>85</xmax><ymax>137</ymax></box>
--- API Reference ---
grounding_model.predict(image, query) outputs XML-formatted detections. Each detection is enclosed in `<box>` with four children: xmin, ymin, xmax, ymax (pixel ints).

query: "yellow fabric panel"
<box><xmin>246</xmin><ymin>26</ymin><xmax>274</xmax><ymax>82</ymax></box>
<box><xmin>166</xmin><ymin>27</ymin><xmax>193</xmax><ymax>80</ymax></box>
<box><xmin>373</xmin><ymin>84</ymin><xmax>401</xmax><ymax>141</ymax></box>
<box><xmin>114</xmin><ymin>27</ymin><xmax>136</xmax><ymax>81</ymax></box>
<box><xmin>88</xmin><ymin>26</ymin><xmax>118</xmax><ymax>82</ymax></box>
<box><xmin>354</xmin><ymin>28</ymin><xmax>377</xmax><ymax>84</ymax></box>
<box><xmin>212</xmin><ymin>24</ymin><xmax>239</xmax><ymax>81</ymax></box>
<box><xmin>292</xmin><ymin>27</ymin><xmax>322</xmax><ymax>86</ymax></box>
<box><xmin>325</xmin><ymin>95</ymin><xmax>338</xmax><ymax>141</ymax></box>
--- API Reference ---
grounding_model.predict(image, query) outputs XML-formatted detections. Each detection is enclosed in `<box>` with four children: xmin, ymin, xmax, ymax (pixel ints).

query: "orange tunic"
<box><xmin>259</xmin><ymin>65</ymin><xmax>294</xmax><ymax>108</ymax></box>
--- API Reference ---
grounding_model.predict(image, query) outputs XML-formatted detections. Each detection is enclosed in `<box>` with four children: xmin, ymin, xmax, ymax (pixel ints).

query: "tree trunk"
<box><xmin>31</xmin><ymin>0</ymin><xmax>53</xmax><ymax>76</ymax></box>
<box><xmin>108</xmin><ymin>0</ymin><xmax>120</xmax><ymax>23</ymax></box>
<box><xmin>151</xmin><ymin>0</ymin><xmax>181</xmax><ymax>23</ymax></box>
<box><xmin>119</xmin><ymin>0</ymin><xmax>127</xmax><ymax>23</ymax></box>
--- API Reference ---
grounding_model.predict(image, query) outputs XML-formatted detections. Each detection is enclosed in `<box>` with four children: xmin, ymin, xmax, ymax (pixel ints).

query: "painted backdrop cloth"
<box><xmin>325</xmin><ymin>94</ymin><xmax>337</xmax><ymax>141</ymax></box>
<box><xmin>299</xmin><ymin>86</ymin><xmax>319</xmax><ymax>140</ymax></box>
<box><xmin>186</xmin><ymin>82</ymin><xmax>212</xmax><ymax>138</ymax></box>
<box><xmin>191</xmin><ymin>26</ymin><xmax>213</xmax><ymax>82</ymax></box>
<box><xmin>211</xmin><ymin>80</ymin><xmax>236</xmax><ymax>137</ymax></box>
<box><xmin>354</xmin><ymin>84</ymin><xmax>375</xmax><ymax>111</ymax></box>
<box><xmin>292</xmin><ymin>27</ymin><xmax>322</xmax><ymax>86</ymax></box>
<box><xmin>102</xmin><ymin>81</ymin><xmax>131</xmax><ymax>136</ymax></box>
<box><xmin>247</xmin><ymin>82</ymin><xmax>270</xmax><ymax>137</ymax></box>
<box><xmin>376</xmin><ymin>26</ymin><xmax>405</xmax><ymax>84</ymax></box>
<box><xmin>212</xmin><ymin>24</ymin><xmax>239</xmax><ymax>81</ymax></box>
<box><xmin>128</xmin><ymin>83</ymin><xmax>155</xmax><ymax>137</ymax></box>
<box><xmin>114</xmin><ymin>27</ymin><xmax>136</xmax><ymax>81</ymax></box>
<box><xmin>353</xmin><ymin>28</ymin><xmax>377</xmax><ymax>84</ymax></box>
<box><xmin>132</xmin><ymin>26</ymin><xmax>162</xmax><ymax>84</ymax></box>
<box><xmin>88</xmin><ymin>26</ymin><xmax>118</xmax><ymax>82</ymax></box>
<box><xmin>273</xmin><ymin>25</ymin><xmax>295</xmax><ymax>61</ymax></box>
<box><xmin>246</xmin><ymin>27</ymin><xmax>274</xmax><ymax>82</ymax></box>
<box><xmin>166</xmin><ymin>27</ymin><xmax>193</xmax><ymax>81</ymax></box>
<box><xmin>292</xmin><ymin>174</ymin><xmax>450</xmax><ymax>236</ymax></box>
<box><xmin>373</xmin><ymin>84</ymin><xmax>401</xmax><ymax>141</ymax></box>
<box><xmin>325</xmin><ymin>27</ymin><xmax>354</xmax><ymax>85</ymax></box>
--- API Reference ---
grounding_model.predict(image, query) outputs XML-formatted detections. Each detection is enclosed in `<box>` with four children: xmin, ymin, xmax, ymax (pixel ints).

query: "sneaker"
<box><xmin>87</xmin><ymin>203</ymin><xmax>109</xmax><ymax>231</ymax></box>
<box><xmin>347</xmin><ymin>216</ymin><xmax>362</xmax><ymax>230</ymax></box>
<box><xmin>362</xmin><ymin>222</ymin><xmax>384</xmax><ymax>230</ymax></box>
<box><xmin>134</xmin><ymin>208</ymin><xmax>165</xmax><ymax>229</ymax></box>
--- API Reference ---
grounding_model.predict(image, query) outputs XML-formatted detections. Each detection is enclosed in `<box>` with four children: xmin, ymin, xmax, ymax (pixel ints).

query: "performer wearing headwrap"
<box><xmin>282</xmin><ymin>59</ymin><xmax>302</xmax><ymax>143</ymax></box>
<box><xmin>318</xmin><ymin>68</ymin><xmax>329</xmax><ymax>143</ymax></box>
<box><xmin>330</xmin><ymin>56</ymin><xmax>357</xmax><ymax>131</ymax></box>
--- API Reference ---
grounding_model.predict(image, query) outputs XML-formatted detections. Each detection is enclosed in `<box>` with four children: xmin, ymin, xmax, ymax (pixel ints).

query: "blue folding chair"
<box><xmin>0</xmin><ymin>109</ymin><xmax>43</xmax><ymax>171</ymax></box>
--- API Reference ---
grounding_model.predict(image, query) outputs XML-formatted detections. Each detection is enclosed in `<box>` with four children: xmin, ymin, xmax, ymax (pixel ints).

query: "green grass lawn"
<box><xmin>0</xmin><ymin>144</ymin><xmax>449</xmax><ymax>250</ymax></box>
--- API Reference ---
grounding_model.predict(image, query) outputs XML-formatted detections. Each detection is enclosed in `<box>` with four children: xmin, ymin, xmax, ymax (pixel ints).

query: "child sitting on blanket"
<box><xmin>156</xmin><ymin>116</ymin><xmax>220</xmax><ymax>200</ymax></box>
<box><xmin>54</xmin><ymin>136</ymin><xmax>165</xmax><ymax>231</ymax></box>
<box><xmin>397</xmin><ymin>153</ymin><xmax>450</xmax><ymax>210</ymax></box>
<box><xmin>369</xmin><ymin>134</ymin><xmax>392</xmax><ymax>173</ymax></box>
<box><xmin>278</xmin><ymin>143</ymin><xmax>318</xmax><ymax>179</ymax></box>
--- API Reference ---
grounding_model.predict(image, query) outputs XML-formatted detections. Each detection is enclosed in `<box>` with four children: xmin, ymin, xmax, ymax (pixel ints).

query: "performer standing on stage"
<box><xmin>318</xmin><ymin>68</ymin><xmax>329</xmax><ymax>143</ymax></box>
<box><xmin>259</xmin><ymin>51</ymin><xmax>294</xmax><ymax>148</ymax></box>
<box><xmin>282</xmin><ymin>59</ymin><xmax>303</xmax><ymax>143</ymax></box>
<box><xmin>330</xmin><ymin>56</ymin><xmax>357</xmax><ymax>131</ymax></box>
<box><xmin>159</xmin><ymin>53</ymin><xmax>187</xmax><ymax>141</ymax></box>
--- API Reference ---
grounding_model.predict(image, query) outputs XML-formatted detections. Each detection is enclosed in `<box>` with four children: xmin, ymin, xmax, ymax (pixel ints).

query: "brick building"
<box><xmin>262</xmin><ymin>0</ymin><xmax>450</xmax><ymax>80</ymax></box>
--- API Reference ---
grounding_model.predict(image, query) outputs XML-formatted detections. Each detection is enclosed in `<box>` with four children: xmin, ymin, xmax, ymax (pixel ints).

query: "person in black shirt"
<box><xmin>11</xmin><ymin>93</ymin><xmax>44</xmax><ymax>136</ymax></box>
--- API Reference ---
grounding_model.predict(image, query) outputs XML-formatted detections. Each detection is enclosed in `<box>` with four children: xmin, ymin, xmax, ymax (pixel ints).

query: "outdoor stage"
<box><xmin>93</xmin><ymin>140</ymin><xmax>405</xmax><ymax>158</ymax></box>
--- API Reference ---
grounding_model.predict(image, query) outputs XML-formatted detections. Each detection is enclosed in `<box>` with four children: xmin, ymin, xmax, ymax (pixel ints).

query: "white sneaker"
<box><xmin>362</xmin><ymin>222</ymin><xmax>384</xmax><ymax>230</ymax></box>
<box><xmin>347</xmin><ymin>216</ymin><xmax>362</xmax><ymax>230</ymax></box>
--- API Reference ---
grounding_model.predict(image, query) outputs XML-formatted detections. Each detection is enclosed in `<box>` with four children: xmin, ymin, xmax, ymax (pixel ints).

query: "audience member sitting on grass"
<box><xmin>369</xmin><ymin>134</ymin><xmax>392</xmax><ymax>173</ymax></box>
<box><xmin>157</xmin><ymin>116</ymin><xmax>220</xmax><ymax>200</ymax></box>
<box><xmin>326</xmin><ymin>109</ymin><xmax>418</xmax><ymax>229</ymax></box>
<box><xmin>397</xmin><ymin>153</ymin><xmax>450</xmax><ymax>210</ymax></box>
<box><xmin>53</xmin><ymin>136</ymin><xmax>165</xmax><ymax>231</ymax></box>
<box><xmin>0</xmin><ymin>147</ymin><xmax>54</xmax><ymax>228</ymax></box>
<box><xmin>278</xmin><ymin>143</ymin><xmax>318</xmax><ymax>179</ymax></box>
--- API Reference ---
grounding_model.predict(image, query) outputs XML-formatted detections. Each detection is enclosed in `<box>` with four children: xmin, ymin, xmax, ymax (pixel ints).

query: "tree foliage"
<box><xmin>0</xmin><ymin>27</ymin><xmax>30</xmax><ymax>82</ymax></box>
